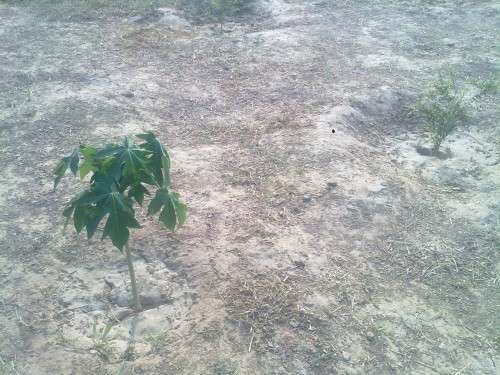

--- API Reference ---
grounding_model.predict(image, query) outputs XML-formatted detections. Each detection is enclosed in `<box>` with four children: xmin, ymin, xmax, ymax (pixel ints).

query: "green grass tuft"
<box><xmin>416</xmin><ymin>72</ymin><xmax>469</xmax><ymax>154</ymax></box>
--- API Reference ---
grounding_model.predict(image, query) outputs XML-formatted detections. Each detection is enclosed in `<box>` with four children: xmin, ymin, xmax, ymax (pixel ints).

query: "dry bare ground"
<box><xmin>0</xmin><ymin>0</ymin><xmax>499</xmax><ymax>374</ymax></box>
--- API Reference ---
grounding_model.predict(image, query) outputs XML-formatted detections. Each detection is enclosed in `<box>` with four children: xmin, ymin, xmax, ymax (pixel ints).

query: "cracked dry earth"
<box><xmin>0</xmin><ymin>0</ymin><xmax>499</xmax><ymax>374</ymax></box>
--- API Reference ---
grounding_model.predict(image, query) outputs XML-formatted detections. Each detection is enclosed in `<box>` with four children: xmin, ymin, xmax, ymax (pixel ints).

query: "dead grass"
<box><xmin>368</xmin><ymin>191</ymin><xmax>499</xmax><ymax>339</ymax></box>
<box><xmin>223</xmin><ymin>272</ymin><xmax>317</xmax><ymax>352</ymax></box>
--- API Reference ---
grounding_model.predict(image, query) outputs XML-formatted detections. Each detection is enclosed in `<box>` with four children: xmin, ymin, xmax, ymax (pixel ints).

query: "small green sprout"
<box><xmin>416</xmin><ymin>73</ymin><xmax>469</xmax><ymax>154</ymax></box>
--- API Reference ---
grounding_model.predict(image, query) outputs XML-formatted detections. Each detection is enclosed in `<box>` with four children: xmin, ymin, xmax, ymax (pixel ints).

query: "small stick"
<box><xmin>414</xmin><ymin>360</ymin><xmax>439</xmax><ymax>373</ymax></box>
<box><xmin>248</xmin><ymin>329</ymin><xmax>255</xmax><ymax>353</ymax></box>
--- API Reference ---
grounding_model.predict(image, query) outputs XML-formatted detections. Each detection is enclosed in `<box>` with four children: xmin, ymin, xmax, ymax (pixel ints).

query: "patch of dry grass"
<box><xmin>223</xmin><ymin>272</ymin><xmax>319</xmax><ymax>351</ymax></box>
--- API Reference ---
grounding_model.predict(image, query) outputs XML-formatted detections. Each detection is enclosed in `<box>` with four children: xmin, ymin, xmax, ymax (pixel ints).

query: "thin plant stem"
<box><xmin>125</xmin><ymin>242</ymin><xmax>142</xmax><ymax>311</ymax></box>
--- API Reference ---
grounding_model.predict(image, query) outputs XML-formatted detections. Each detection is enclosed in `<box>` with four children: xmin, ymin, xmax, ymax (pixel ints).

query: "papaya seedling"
<box><xmin>53</xmin><ymin>133</ymin><xmax>187</xmax><ymax>311</ymax></box>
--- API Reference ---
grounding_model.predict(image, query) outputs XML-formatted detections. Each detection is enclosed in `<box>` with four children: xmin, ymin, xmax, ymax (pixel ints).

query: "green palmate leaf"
<box><xmin>128</xmin><ymin>183</ymin><xmax>149</xmax><ymax>205</ymax></box>
<box><xmin>54</xmin><ymin>160</ymin><xmax>68</xmax><ymax>189</ymax></box>
<box><xmin>147</xmin><ymin>188</ymin><xmax>167</xmax><ymax>215</ymax></box>
<box><xmin>69</xmin><ymin>149</ymin><xmax>80</xmax><ymax>176</ymax></box>
<box><xmin>173</xmin><ymin>193</ymin><xmax>187</xmax><ymax>227</ymax></box>
<box><xmin>95</xmin><ymin>137</ymin><xmax>155</xmax><ymax>186</ymax></box>
<box><xmin>119</xmin><ymin>137</ymin><xmax>149</xmax><ymax>178</ymax></box>
<box><xmin>79</xmin><ymin>160</ymin><xmax>94</xmax><ymax>179</ymax></box>
<box><xmin>138</xmin><ymin>132</ymin><xmax>171</xmax><ymax>187</ymax></box>
<box><xmin>73</xmin><ymin>205</ymin><xmax>89</xmax><ymax>232</ymax></box>
<box><xmin>102</xmin><ymin>192</ymin><xmax>141</xmax><ymax>251</ymax></box>
<box><xmin>79</xmin><ymin>145</ymin><xmax>97</xmax><ymax>179</ymax></box>
<box><xmin>159</xmin><ymin>198</ymin><xmax>176</xmax><ymax>230</ymax></box>
<box><xmin>148</xmin><ymin>188</ymin><xmax>187</xmax><ymax>231</ymax></box>
<box><xmin>55</xmin><ymin>133</ymin><xmax>185</xmax><ymax>252</ymax></box>
<box><xmin>53</xmin><ymin>148</ymin><xmax>80</xmax><ymax>188</ymax></box>
<box><xmin>65</xmin><ymin>185</ymin><xmax>141</xmax><ymax>251</ymax></box>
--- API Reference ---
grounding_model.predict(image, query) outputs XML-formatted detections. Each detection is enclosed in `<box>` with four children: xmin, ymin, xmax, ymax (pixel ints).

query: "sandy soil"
<box><xmin>0</xmin><ymin>0</ymin><xmax>499</xmax><ymax>374</ymax></box>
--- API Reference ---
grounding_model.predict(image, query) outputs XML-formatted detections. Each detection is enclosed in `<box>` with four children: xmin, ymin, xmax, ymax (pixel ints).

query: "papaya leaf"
<box><xmin>69</xmin><ymin>149</ymin><xmax>80</xmax><ymax>176</ymax></box>
<box><xmin>128</xmin><ymin>183</ymin><xmax>149</xmax><ymax>205</ymax></box>
<box><xmin>54</xmin><ymin>160</ymin><xmax>68</xmax><ymax>189</ymax></box>
<box><xmin>73</xmin><ymin>205</ymin><xmax>89</xmax><ymax>233</ymax></box>
<box><xmin>148</xmin><ymin>188</ymin><xmax>187</xmax><ymax>231</ymax></box>
<box><xmin>172</xmin><ymin>192</ymin><xmax>187</xmax><ymax>227</ymax></box>
<box><xmin>147</xmin><ymin>188</ymin><xmax>168</xmax><ymax>215</ymax></box>
<box><xmin>79</xmin><ymin>145</ymin><xmax>97</xmax><ymax>179</ymax></box>
<box><xmin>138</xmin><ymin>132</ymin><xmax>171</xmax><ymax>187</ymax></box>
<box><xmin>159</xmin><ymin>195</ymin><xmax>177</xmax><ymax>231</ymax></box>
<box><xmin>55</xmin><ymin>134</ymin><xmax>185</xmax><ymax>251</ymax></box>
<box><xmin>95</xmin><ymin>137</ymin><xmax>154</xmax><ymax>186</ymax></box>
<box><xmin>102</xmin><ymin>192</ymin><xmax>140</xmax><ymax>251</ymax></box>
<box><xmin>53</xmin><ymin>148</ymin><xmax>80</xmax><ymax>188</ymax></box>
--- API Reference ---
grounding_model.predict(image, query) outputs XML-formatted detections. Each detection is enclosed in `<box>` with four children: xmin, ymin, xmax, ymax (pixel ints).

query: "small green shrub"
<box><xmin>145</xmin><ymin>331</ymin><xmax>171</xmax><ymax>353</ymax></box>
<box><xmin>472</xmin><ymin>76</ymin><xmax>499</xmax><ymax>95</ymax></box>
<box><xmin>212</xmin><ymin>357</ymin><xmax>239</xmax><ymax>375</ymax></box>
<box><xmin>53</xmin><ymin>133</ymin><xmax>187</xmax><ymax>311</ymax></box>
<box><xmin>0</xmin><ymin>357</ymin><xmax>17</xmax><ymax>375</ymax></box>
<box><xmin>90</xmin><ymin>318</ymin><xmax>115</xmax><ymax>361</ymax></box>
<box><xmin>416</xmin><ymin>73</ymin><xmax>469</xmax><ymax>154</ymax></box>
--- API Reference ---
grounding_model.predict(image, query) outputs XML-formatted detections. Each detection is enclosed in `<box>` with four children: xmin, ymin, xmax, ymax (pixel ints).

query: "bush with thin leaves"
<box><xmin>53</xmin><ymin>133</ymin><xmax>187</xmax><ymax>311</ymax></box>
<box><xmin>416</xmin><ymin>74</ymin><xmax>469</xmax><ymax>154</ymax></box>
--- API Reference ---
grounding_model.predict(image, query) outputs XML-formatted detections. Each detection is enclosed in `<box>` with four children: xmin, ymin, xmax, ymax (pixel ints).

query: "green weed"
<box><xmin>472</xmin><ymin>76</ymin><xmax>500</xmax><ymax>95</ymax></box>
<box><xmin>145</xmin><ymin>331</ymin><xmax>171</xmax><ymax>354</ymax></box>
<box><xmin>0</xmin><ymin>356</ymin><xmax>18</xmax><ymax>375</ymax></box>
<box><xmin>416</xmin><ymin>73</ymin><xmax>469</xmax><ymax>154</ymax></box>
<box><xmin>90</xmin><ymin>318</ymin><xmax>116</xmax><ymax>361</ymax></box>
<box><xmin>212</xmin><ymin>357</ymin><xmax>239</xmax><ymax>375</ymax></box>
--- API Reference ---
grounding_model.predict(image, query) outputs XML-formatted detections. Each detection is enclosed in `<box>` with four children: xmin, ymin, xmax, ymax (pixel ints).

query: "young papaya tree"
<box><xmin>53</xmin><ymin>133</ymin><xmax>187</xmax><ymax>311</ymax></box>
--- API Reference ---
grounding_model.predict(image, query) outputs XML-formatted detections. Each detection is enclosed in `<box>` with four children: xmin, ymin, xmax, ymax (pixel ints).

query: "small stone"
<box><xmin>404</xmin><ymin>316</ymin><xmax>419</xmax><ymax>330</ymax></box>
<box><xmin>415</xmin><ymin>145</ymin><xmax>432</xmax><ymax>156</ymax></box>
<box><xmin>23</xmin><ymin>111</ymin><xmax>36</xmax><ymax>118</ymax></box>
<box><xmin>484</xmin><ymin>214</ymin><xmax>497</xmax><ymax>226</ymax></box>
<box><xmin>121</xmin><ymin>91</ymin><xmax>134</xmax><ymax>98</ymax></box>
<box><xmin>110</xmin><ymin>290</ymin><xmax>130</xmax><ymax>307</ymax></box>
<box><xmin>104</xmin><ymin>275</ymin><xmax>120</xmax><ymax>289</ymax></box>
<box><xmin>293</xmin><ymin>260</ymin><xmax>305</xmax><ymax>270</ymax></box>
<box><xmin>303</xmin><ymin>195</ymin><xmax>312</xmax><ymax>203</ymax></box>
<box><xmin>82</xmin><ymin>301</ymin><xmax>106</xmax><ymax>313</ymax></box>
<box><xmin>57</xmin><ymin>295</ymin><xmax>72</xmax><ymax>307</ymax></box>
<box><xmin>157</xmin><ymin>8</ymin><xmax>190</xmax><ymax>31</ymax></box>
<box><xmin>114</xmin><ymin>308</ymin><xmax>134</xmax><ymax>321</ymax></box>
<box><xmin>327</xmin><ymin>182</ymin><xmax>338</xmax><ymax>190</ymax></box>
<box><xmin>342</xmin><ymin>351</ymin><xmax>351</xmax><ymax>361</ymax></box>
<box><xmin>366</xmin><ymin>331</ymin><xmax>375</xmax><ymax>340</ymax></box>
<box><xmin>132</xmin><ymin>10</ymin><xmax>162</xmax><ymax>24</ymax></box>
<box><xmin>437</xmin><ymin>166</ymin><xmax>470</xmax><ymax>190</ymax></box>
<box><xmin>442</xmin><ymin>38</ymin><xmax>456</xmax><ymax>47</ymax></box>
<box><xmin>141</xmin><ymin>290</ymin><xmax>171</xmax><ymax>308</ymax></box>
